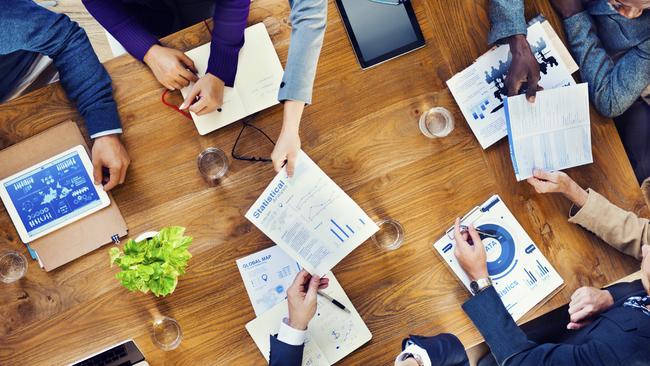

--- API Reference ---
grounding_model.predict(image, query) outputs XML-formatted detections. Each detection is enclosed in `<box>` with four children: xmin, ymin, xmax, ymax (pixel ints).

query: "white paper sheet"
<box><xmin>447</xmin><ymin>21</ymin><xmax>577</xmax><ymax>149</ymax></box>
<box><xmin>236</xmin><ymin>245</ymin><xmax>303</xmax><ymax>316</ymax></box>
<box><xmin>505</xmin><ymin>83</ymin><xmax>592</xmax><ymax>181</ymax></box>
<box><xmin>245</xmin><ymin>151</ymin><xmax>379</xmax><ymax>276</ymax></box>
<box><xmin>245</xmin><ymin>272</ymin><xmax>372</xmax><ymax>365</ymax></box>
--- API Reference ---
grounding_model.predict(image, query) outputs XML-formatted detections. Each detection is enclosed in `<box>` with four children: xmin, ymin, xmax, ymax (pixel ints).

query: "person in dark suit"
<box><xmin>452</xmin><ymin>216</ymin><xmax>650</xmax><ymax>366</ymax></box>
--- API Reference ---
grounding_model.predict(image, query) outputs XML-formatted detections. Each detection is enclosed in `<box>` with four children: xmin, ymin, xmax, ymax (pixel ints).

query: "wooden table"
<box><xmin>0</xmin><ymin>1</ymin><xmax>645</xmax><ymax>365</ymax></box>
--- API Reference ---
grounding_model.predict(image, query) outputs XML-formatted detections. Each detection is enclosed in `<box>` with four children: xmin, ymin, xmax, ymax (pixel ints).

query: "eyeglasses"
<box><xmin>369</xmin><ymin>0</ymin><xmax>408</xmax><ymax>5</ymax></box>
<box><xmin>231</xmin><ymin>114</ymin><xmax>276</xmax><ymax>163</ymax></box>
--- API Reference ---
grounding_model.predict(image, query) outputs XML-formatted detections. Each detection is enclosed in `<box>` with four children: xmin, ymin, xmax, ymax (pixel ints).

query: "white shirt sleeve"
<box><xmin>276</xmin><ymin>318</ymin><xmax>306</xmax><ymax>346</ymax></box>
<box><xmin>395</xmin><ymin>343</ymin><xmax>432</xmax><ymax>366</ymax></box>
<box><xmin>90</xmin><ymin>128</ymin><xmax>123</xmax><ymax>139</ymax></box>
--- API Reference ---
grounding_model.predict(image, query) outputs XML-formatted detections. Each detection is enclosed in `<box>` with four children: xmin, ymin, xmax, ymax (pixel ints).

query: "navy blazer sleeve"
<box><xmin>605</xmin><ymin>280</ymin><xmax>646</xmax><ymax>304</ymax></box>
<box><xmin>269</xmin><ymin>335</ymin><xmax>303</xmax><ymax>366</ymax></box>
<box><xmin>487</xmin><ymin>0</ymin><xmax>527</xmax><ymax>44</ymax></box>
<box><xmin>462</xmin><ymin>287</ymin><xmax>620</xmax><ymax>366</ymax></box>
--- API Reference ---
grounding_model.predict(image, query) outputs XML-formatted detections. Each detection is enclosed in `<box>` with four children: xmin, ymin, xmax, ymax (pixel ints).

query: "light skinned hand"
<box><xmin>526</xmin><ymin>169</ymin><xmax>589</xmax><ymax>208</ymax></box>
<box><xmin>287</xmin><ymin>270</ymin><xmax>329</xmax><ymax>330</ymax></box>
<box><xmin>143</xmin><ymin>44</ymin><xmax>198</xmax><ymax>90</ymax></box>
<box><xmin>271</xmin><ymin>100</ymin><xmax>304</xmax><ymax>177</ymax></box>
<box><xmin>453</xmin><ymin>218</ymin><xmax>489</xmax><ymax>281</ymax></box>
<box><xmin>179</xmin><ymin>73</ymin><xmax>225</xmax><ymax>115</ymax></box>
<box><xmin>567</xmin><ymin>286</ymin><xmax>614</xmax><ymax>330</ymax></box>
<box><xmin>91</xmin><ymin>135</ymin><xmax>130</xmax><ymax>191</ymax></box>
<box><xmin>506</xmin><ymin>35</ymin><xmax>541</xmax><ymax>103</ymax></box>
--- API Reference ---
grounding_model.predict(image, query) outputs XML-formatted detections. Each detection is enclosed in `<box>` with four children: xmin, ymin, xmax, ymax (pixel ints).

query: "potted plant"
<box><xmin>109</xmin><ymin>226</ymin><xmax>193</xmax><ymax>297</ymax></box>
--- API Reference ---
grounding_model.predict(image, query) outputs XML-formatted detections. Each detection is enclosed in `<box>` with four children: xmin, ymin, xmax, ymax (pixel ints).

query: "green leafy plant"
<box><xmin>109</xmin><ymin>226</ymin><xmax>193</xmax><ymax>297</ymax></box>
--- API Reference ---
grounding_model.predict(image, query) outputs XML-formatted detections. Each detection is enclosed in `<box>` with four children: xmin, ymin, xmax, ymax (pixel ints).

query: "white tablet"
<box><xmin>0</xmin><ymin>145</ymin><xmax>110</xmax><ymax>243</ymax></box>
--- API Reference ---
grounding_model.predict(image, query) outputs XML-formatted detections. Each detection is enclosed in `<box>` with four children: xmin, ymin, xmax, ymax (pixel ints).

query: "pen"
<box><xmin>460</xmin><ymin>225</ymin><xmax>498</xmax><ymax>239</ymax></box>
<box><xmin>317</xmin><ymin>291</ymin><xmax>351</xmax><ymax>314</ymax></box>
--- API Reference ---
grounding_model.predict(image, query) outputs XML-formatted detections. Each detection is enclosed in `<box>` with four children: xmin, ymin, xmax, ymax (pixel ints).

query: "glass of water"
<box><xmin>372</xmin><ymin>219</ymin><xmax>405</xmax><ymax>251</ymax></box>
<box><xmin>197</xmin><ymin>147</ymin><xmax>229</xmax><ymax>186</ymax></box>
<box><xmin>419</xmin><ymin>107</ymin><xmax>455</xmax><ymax>138</ymax></box>
<box><xmin>0</xmin><ymin>251</ymin><xmax>28</xmax><ymax>283</ymax></box>
<box><xmin>152</xmin><ymin>316</ymin><xmax>183</xmax><ymax>351</ymax></box>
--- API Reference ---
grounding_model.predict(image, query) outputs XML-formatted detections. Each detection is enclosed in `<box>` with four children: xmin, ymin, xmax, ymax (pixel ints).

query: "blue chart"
<box><xmin>471</xmin><ymin>99</ymin><xmax>490</xmax><ymax>120</ymax></box>
<box><xmin>524</xmin><ymin>260</ymin><xmax>551</xmax><ymax>287</ymax></box>
<box><xmin>329</xmin><ymin>218</ymin><xmax>364</xmax><ymax>244</ymax></box>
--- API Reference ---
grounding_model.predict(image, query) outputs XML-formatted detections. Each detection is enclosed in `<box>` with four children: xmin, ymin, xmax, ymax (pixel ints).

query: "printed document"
<box><xmin>505</xmin><ymin>83</ymin><xmax>592</xmax><ymax>181</ymax></box>
<box><xmin>447</xmin><ymin>20</ymin><xmax>578</xmax><ymax>149</ymax></box>
<box><xmin>181</xmin><ymin>23</ymin><xmax>284</xmax><ymax>135</ymax></box>
<box><xmin>236</xmin><ymin>245</ymin><xmax>302</xmax><ymax>316</ymax></box>
<box><xmin>246</xmin><ymin>272</ymin><xmax>372</xmax><ymax>365</ymax></box>
<box><xmin>245</xmin><ymin>151</ymin><xmax>379</xmax><ymax>276</ymax></box>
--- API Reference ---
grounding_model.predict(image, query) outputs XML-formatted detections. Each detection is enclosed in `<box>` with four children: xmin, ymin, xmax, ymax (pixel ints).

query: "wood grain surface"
<box><xmin>0</xmin><ymin>1</ymin><xmax>645</xmax><ymax>365</ymax></box>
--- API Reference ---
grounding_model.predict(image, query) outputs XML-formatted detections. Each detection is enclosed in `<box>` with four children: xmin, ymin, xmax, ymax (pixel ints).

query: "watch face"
<box><xmin>470</xmin><ymin>281</ymin><xmax>479</xmax><ymax>293</ymax></box>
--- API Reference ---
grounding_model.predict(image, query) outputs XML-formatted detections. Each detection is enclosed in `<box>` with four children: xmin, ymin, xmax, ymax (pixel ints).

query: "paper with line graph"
<box><xmin>245</xmin><ymin>151</ymin><xmax>379</xmax><ymax>276</ymax></box>
<box><xmin>505</xmin><ymin>83</ymin><xmax>592</xmax><ymax>181</ymax></box>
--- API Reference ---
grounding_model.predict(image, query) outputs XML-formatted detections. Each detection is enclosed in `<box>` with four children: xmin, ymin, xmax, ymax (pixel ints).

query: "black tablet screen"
<box><xmin>339</xmin><ymin>0</ymin><xmax>420</xmax><ymax>62</ymax></box>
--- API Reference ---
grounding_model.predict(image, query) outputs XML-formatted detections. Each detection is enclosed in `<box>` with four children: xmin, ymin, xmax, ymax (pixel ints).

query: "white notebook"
<box><xmin>246</xmin><ymin>272</ymin><xmax>372</xmax><ymax>365</ymax></box>
<box><xmin>180</xmin><ymin>23</ymin><xmax>284</xmax><ymax>135</ymax></box>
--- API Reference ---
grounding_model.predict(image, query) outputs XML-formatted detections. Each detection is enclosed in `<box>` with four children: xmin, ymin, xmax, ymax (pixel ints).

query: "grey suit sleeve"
<box><xmin>488</xmin><ymin>0</ymin><xmax>527</xmax><ymax>45</ymax></box>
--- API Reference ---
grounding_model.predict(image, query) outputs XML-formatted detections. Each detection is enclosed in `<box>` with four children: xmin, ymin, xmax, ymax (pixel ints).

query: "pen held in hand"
<box><xmin>317</xmin><ymin>291</ymin><xmax>351</xmax><ymax>314</ymax></box>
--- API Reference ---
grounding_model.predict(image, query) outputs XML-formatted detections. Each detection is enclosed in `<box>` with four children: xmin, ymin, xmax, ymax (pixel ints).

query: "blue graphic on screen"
<box><xmin>4</xmin><ymin>152</ymin><xmax>101</xmax><ymax>237</ymax></box>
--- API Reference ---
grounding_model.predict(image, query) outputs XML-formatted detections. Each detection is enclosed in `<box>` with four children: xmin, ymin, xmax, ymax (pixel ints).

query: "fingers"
<box><xmin>290</xmin><ymin>269</ymin><xmax>310</xmax><ymax>291</ymax></box>
<box><xmin>178</xmin><ymin>67</ymin><xmax>199</xmax><ymax>84</ymax></box>
<box><xmin>567</xmin><ymin>321</ymin><xmax>590</xmax><ymax>330</ymax></box>
<box><xmin>272</xmin><ymin>154</ymin><xmax>284</xmax><ymax>173</ymax></box>
<box><xmin>92</xmin><ymin>156</ymin><xmax>103</xmax><ymax>185</ymax></box>
<box><xmin>189</xmin><ymin>98</ymin><xmax>208</xmax><ymax>115</ymax></box>
<box><xmin>453</xmin><ymin>218</ymin><xmax>465</xmax><ymax>244</ymax></box>
<box><xmin>468</xmin><ymin>225</ymin><xmax>483</xmax><ymax>249</ymax></box>
<box><xmin>103</xmin><ymin>166</ymin><xmax>121</xmax><ymax>191</ymax></box>
<box><xmin>506</xmin><ymin>77</ymin><xmax>523</xmax><ymax>97</ymax></box>
<box><xmin>118</xmin><ymin>158</ymin><xmax>129</xmax><ymax>185</ymax></box>
<box><xmin>179</xmin><ymin>53</ymin><xmax>198</xmax><ymax>73</ymax></box>
<box><xmin>318</xmin><ymin>277</ymin><xmax>330</xmax><ymax>290</ymax></box>
<box><xmin>305</xmin><ymin>275</ymin><xmax>321</xmax><ymax>300</ymax></box>
<box><xmin>533</xmin><ymin>169</ymin><xmax>555</xmax><ymax>182</ymax></box>
<box><xmin>180</xmin><ymin>84</ymin><xmax>201</xmax><ymax>110</ymax></box>
<box><xmin>286</xmin><ymin>151</ymin><xmax>298</xmax><ymax>177</ymax></box>
<box><xmin>569</xmin><ymin>305</ymin><xmax>593</xmax><ymax>323</ymax></box>
<box><xmin>525</xmin><ymin>74</ymin><xmax>540</xmax><ymax>103</ymax></box>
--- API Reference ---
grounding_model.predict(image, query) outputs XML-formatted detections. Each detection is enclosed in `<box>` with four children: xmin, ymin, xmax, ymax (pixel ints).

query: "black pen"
<box><xmin>317</xmin><ymin>291</ymin><xmax>351</xmax><ymax>314</ymax></box>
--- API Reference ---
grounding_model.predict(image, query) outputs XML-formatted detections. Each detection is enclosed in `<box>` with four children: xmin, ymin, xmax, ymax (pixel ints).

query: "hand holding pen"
<box><xmin>286</xmin><ymin>270</ymin><xmax>330</xmax><ymax>330</ymax></box>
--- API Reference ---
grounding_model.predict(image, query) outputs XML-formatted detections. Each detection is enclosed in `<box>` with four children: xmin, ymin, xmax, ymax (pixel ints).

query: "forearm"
<box><xmin>563</xmin><ymin>12</ymin><xmax>650</xmax><ymax>117</ymax></box>
<box><xmin>207</xmin><ymin>0</ymin><xmax>250</xmax><ymax>86</ymax></box>
<box><xmin>282</xmin><ymin>100</ymin><xmax>304</xmax><ymax>134</ymax></box>
<box><xmin>82</xmin><ymin>0</ymin><xmax>159</xmax><ymax>62</ymax></box>
<box><xmin>278</xmin><ymin>0</ymin><xmax>327</xmax><ymax>104</ymax></box>
<box><xmin>487</xmin><ymin>0</ymin><xmax>526</xmax><ymax>45</ymax></box>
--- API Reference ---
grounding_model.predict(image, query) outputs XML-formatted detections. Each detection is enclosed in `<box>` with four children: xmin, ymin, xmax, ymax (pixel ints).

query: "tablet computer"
<box><xmin>0</xmin><ymin>145</ymin><xmax>110</xmax><ymax>243</ymax></box>
<box><xmin>335</xmin><ymin>0</ymin><xmax>425</xmax><ymax>69</ymax></box>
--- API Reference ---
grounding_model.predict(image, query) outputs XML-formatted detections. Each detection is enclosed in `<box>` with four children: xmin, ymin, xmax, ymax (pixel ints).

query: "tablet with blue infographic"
<box><xmin>433</xmin><ymin>195</ymin><xmax>564</xmax><ymax>321</ymax></box>
<box><xmin>0</xmin><ymin>145</ymin><xmax>110</xmax><ymax>243</ymax></box>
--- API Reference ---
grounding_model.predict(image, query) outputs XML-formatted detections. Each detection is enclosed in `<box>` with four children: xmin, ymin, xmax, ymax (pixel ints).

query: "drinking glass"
<box><xmin>419</xmin><ymin>107</ymin><xmax>455</xmax><ymax>138</ymax></box>
<box><xmin>197</xmin><ymin>147</ymin><xmax>229</xmax><ymax>185</ymax></box>
<box><xmin>372</xmin><ymin>219</ymin><xmax>405</xmax><ymax>251</ymax></box>
<box><xmin>152</xmin><ymin>316</ymin><xmax>183</xmax><ymax>351</ymax></box>
<box><xmin>0</xmin><ymin>251</ymin><xmax>28</xmax><ymax>283</ymax></box>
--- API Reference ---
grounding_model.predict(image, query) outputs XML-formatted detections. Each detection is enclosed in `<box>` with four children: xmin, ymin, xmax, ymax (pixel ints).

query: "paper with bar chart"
<box><xmin>505</xmin><ymin>83</ymin><xmax>592</xmax><ymax>181</ymax></box>
<box><xmin>245</xmin><ymin>151</ymin><xmax>379</xmax><ymax>276</ymax></box>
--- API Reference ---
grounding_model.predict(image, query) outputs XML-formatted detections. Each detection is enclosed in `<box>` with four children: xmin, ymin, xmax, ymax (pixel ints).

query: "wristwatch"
<box><xmin>470</xmin><ymin>277</ymin><xmax>492</xmax><ymax>295</ymax></box>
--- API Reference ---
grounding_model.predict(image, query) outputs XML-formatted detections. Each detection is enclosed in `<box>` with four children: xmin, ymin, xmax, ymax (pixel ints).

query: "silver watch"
<box><xmin>470</xmin><ymin>277</ymin><xmax>492</xmax><ymax>295</ymax></box>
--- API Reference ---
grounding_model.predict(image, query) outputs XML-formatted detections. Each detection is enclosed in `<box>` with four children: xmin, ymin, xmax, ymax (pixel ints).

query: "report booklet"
<box><xmin>433</xmin><ymin>195</ymin><xmax>564</xmax><ymax>321</ymax></box>
<box><xmin>446</xmin><ymin>20</ymin><xmax>579</xmax><ymax>149</ymax></box>
<box><xmin>245</xmin><ymin>151</ymin><xmax>379</xmax><ymax>276</ymax></box>
<box><xmin>181</xmin><ymin>23</ymin><xmax>284</xmax><ymax>135</ymax></box>
<box><xmin>505</xmin><ymin>83</ymin><xmax>592</xmax><ymax>181</ymax></box>
<box><xmin>246</xmin><ymin>272</ymin><xmax>372</xmax><ymax>365</ymax></box>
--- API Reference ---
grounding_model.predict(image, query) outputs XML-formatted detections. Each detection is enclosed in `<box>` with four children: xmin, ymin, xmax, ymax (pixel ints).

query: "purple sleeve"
<box><xmin>82</xmin><ymin>0</ymin><xmax>159</xmax><ymax>61</ymax></box>
<box><xmin>207</xmin><ymin>0</ymin><xmax>250</xmax><ymax>86</ymax></box>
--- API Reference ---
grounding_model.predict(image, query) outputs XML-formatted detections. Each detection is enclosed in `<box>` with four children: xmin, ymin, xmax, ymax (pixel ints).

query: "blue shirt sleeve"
<box><xmin>488</xmin><ymin>0</ymin><xmax>527</xmax><ymax>45</ymax></box>
<box><xmin>0</xmin><ymin>0</ymin><xmax>122</xmax><ymax>137</ymax></box>
<box><xmin>277</xmin><ymin>0</ymin><xmax>327</xmax><ymax>105</ymax></box>
<box><xmin>563</xmin><ymin>11</ymin><xmax>650</xmax><ymax>118</ymax></box>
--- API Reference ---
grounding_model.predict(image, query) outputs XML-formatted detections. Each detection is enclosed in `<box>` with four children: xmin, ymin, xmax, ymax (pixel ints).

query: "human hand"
<box><xmin>526</xmin><ymin>169</ymin><xmax>588</xmax><ymax>208</ymax></box>
<box><xmin>506</xmin><ymin>35</ymin><xmax>541</xmax><ymax>103</ymax></box>
<box><xmin>91</xmin><ymin>135</ymin><xmax>130</xmax><ymax>191</ymax></box>
<box><xmin>287</xmin><ymin>270</ymin><xmax>330</xmax><ymax>330</ymax></box>
<box><xmin>567</xmin><ymin>286</ymin><xmax>614</xmax><ymax>330</ymax></box>
<box><xmin>453</xmin><ymin>218</ymin><xmax>488</xmax><ymax>281</ymax></box>
<box><xmin>271</xmin><ymin>128</ymin><xmax>301</xmax><ymax>177</ymax></box>
<box><xmin>179</xmin><ymin>73</ymin><xmax>225</xmax><ymax>115</ymax></box>
<box><xmin>143</xmin><ymin>44</ymin><xmax>198</xmax><ymax>90</ymax></box>
<box><xmin>549</xmin><ymin>0</ymin><xmax>584</xmax><ymax>19</ymax></box>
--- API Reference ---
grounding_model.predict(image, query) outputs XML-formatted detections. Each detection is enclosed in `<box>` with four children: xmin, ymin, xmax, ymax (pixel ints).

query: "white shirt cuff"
<box><xmin>276</xmin><ymin>318</ymin><xmax>306</xmax><ymax>346</ymax></box>
<box><xmin>90</xmin><ymin>128</ymin><xmax>123</xmax><ymax>139</ymax></box>
<box><xmin>395</xmin><ymin>343</ymin><xmax>432</xmax><ymax>366</ymax></box>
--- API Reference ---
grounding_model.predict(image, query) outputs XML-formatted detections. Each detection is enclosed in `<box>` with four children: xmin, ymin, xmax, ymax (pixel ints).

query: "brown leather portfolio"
<box><xmin>0</xmin><ymin>121</ymin><xmax>128</xmax><ymax>271</ymax></box>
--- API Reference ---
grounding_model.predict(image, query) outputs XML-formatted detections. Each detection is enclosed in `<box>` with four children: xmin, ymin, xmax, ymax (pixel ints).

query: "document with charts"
<box><xmin>236</xmin><ymin>245</ymin><xmax>302</xmax><ymax>316</ymax></box>
<box><xmin>446</xmin><ymin>20</ymin><xmax>579</xmax><ymax>149</ymax></box>
<box><xmin>180</xmin><ymin>23</ymin><xmax>283</xmax><ymax>135</ymax></box>
<box><xmin>246</xmin><ymin>272</ymin><xmax>372</xmax><ymax>365</ymax></box>
<box><xmin>505</xmin><ymin>83</ymin><xmax>592</xmax><ymax>181</ymax></box>
<box><xmin>245</xmin><ymin>151</ymin><xmax>379</xmax><ymax>276</ymax></box>
<box><xmin>433</xmin><ymin>195</ymin><xmax>564</xmax><ymax>321</ymax></box>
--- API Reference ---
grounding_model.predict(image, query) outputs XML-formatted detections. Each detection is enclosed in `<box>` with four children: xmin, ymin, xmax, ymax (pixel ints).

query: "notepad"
<box><xmin>505</xmin><ymin>83</ymin><xmax>592</xmax><ymax>181</ymax></box>
<box><xmin>180</xmin><ymin>23</ymin><xmax>284</xmax><ymax>135</ymax></box>
<box><xmin>246</xmin><ymin>272</ymin><xmax>372</xmax><ymax>365</ymax></box>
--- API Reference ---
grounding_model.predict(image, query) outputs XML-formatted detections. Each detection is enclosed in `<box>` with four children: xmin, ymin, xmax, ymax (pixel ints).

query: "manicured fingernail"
<box><xmin>179</xmin><ymin>102</ymin><xmax>187</xmax><ymax>109</ymax></box>
<box><xmin>528</xmin><ymin>96</ymin><xmax>536</xmax><ymax>103</ymax></box>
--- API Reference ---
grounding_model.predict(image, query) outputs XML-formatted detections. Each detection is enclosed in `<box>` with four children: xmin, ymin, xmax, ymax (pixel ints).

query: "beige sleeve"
<box><xmin>568</xmin><ymin>189</ymin><xmax>648</xmax><ymax>260</ymax></box>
